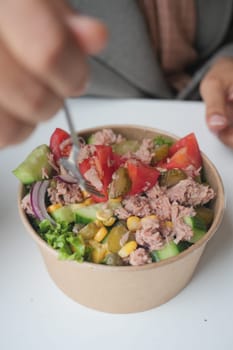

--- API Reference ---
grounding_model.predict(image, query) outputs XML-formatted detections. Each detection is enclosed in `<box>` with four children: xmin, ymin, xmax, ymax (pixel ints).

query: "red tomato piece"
<box><xmin>49</xmin><ymin>128</ymin><xmax>70</xmax><ymax>160</ymax></box>
<box><xmin>168</xmin><ymin>133</ymin><xmax>202</xmax><ymax>169</ymax></box>
<box><xmin>127</xmin><ymin>161</ymin><xmax>160</xmax><ymax>195</ymax></box>
<box><xmin>79</xmin><ymin>145</ymin><xmax>119</xmax><ymax>203</ymax></box>
<box><xmin>78</xmin><ymin>158</ymin><xmax>92</xmax><ymax>175</ymax></box>
<box><xmin>95</xmin><ymin>145</ymin><xmax>116</xmax><ymax>186</ymax></box>
<box><xmin>165</xmin><ymin>147</ymin><xmax>192</xmax><ymax>169</ymax></box>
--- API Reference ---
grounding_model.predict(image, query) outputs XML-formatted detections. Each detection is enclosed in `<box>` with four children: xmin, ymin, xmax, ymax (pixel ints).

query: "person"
<box><xmin>0</xmin><ymin>0</ymin><xmax>233</xmax><ymax>149</ymax></box>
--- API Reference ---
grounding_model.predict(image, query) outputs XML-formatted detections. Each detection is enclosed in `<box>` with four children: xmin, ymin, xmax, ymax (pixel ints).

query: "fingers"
<box><xmin>0</xmin><ymin>0</ymin><xmax>108</xmax><ymax>148</ymax></box>
<box><xmin>0</xmin><ymin>110</ymin><xmax>35</xmax><ymax>148</ymax></box>
<box><xmin>200</xmin><ymin>77</ymin><xmax>229</xmax><ymax>133</ymax></box>
<box><xmin>67</xmin><ymin>15</ymin><xmax>108</xmax><ymax>55</ymax></box>
<box><xmin>0</xmin><ymin>0</ymin><xmax>88</xmax><ymax>96</ymax></box>
<box><xmin>0</xmin><ymin>40</ymin><xmax>62</xmax><ymax>122</ymax></box>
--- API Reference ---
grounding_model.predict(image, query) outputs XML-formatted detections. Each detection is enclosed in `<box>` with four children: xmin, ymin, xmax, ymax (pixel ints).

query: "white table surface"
<box><xmin>1</xmin><ymin>99</ymin><xmax>233</xmax><ymax>350</ymax></box>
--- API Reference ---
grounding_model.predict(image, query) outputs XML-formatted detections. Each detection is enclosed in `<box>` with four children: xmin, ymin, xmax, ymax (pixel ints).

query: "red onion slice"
<box><xmin>30</xmin><ymin>180</ymin><xmax>55</xmax><ymax>224</ymax></box>
<box><xmin>30</xmin><ymin>182</ymin><xmax>42</xmax><ymax>220</ymax></box>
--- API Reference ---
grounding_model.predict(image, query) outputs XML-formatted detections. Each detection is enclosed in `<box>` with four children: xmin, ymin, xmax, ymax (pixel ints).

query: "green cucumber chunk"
<box><xmin>87</xmin><ymin>135</ymin><xmax>95</xmax><ymax>144</ymax></box>
<box><xmin>184</xmin><ymin>216</ymin><xmax>207</xmax><ymax>243</ymax></box>
<box><xmin>151</xmin><ymin>241</ymin><xmax>180</xmax><ymax>262</ymax></box>
<box><xmin>75</xmin><ymin>204</ymin><xmax>102</xmax><ymax>224</ymax></box>
<box><xmin>51</xmin><ymin>206</ymin><xmax>75</xmax><ymax>223</ymax></box>
<box><xmin>112</xmin><ymin>140</ymin><xmax>139</xmax><ymax>155</ymax></box>
<box><xmin>52</xmin><ymin>201</ymin><xmax>121</xmax><ymax>225</ymax></box>
<box><xmin>13</xmin><ymin>144</ymin><xmax>52</xmax><ymax>184</ymax></box>
<box><xmin>177</xmin><ymin>241</ymin><xmax>193</xmax><ymax>252</ymax></box>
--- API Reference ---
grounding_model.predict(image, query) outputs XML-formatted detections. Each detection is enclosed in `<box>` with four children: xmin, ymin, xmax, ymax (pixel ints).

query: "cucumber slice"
<box><xmin>177</xmin><ymin>241</ymin><xmax>193</xmax><ymax>252</ymax></box>
<box><xmin>51</xmin><ymin>206</ymin><xmax>75</xmax><ymax>223</ymax></box>
<box><xmin>13</xmin><ymin>144</ymin><xmax>52</xmax><ymax>184</ymax></box>
<box><xmin>75</xmin><ymin>204</ymin><xmax>102</xmax><ymax>224</ymax></box>
<box><xmin>87</xmin><ymin>135</ymin><xmax>95</xmax><ymax>144</ymax></box>
<box><xmin>112</xmin><ymin>140</ymin><xmax>139</xmax><ymax>155</ymax></box>
<box><xmin>183</xmin><ymin>216</ymin><xmax>207</xmax><ymax>243</ymax></box>
<box><xmin>151</xmin><ymin>241</ymin><xmax>180</xmax><ymax>262</ymax></box>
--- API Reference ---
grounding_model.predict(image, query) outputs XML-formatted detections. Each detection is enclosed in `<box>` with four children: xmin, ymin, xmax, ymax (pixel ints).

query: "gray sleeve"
<box><xmin>178</xmin><ymin>43</ymin><xmax>233</xmax><ymax>100</ymax></box>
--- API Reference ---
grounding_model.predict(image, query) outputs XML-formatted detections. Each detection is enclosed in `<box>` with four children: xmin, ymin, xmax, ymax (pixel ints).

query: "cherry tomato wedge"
<box><xmin>167</xmin><ymin>133</ymin><xmax>202</xmax><ymax>169</ymax></box>
<box><xmin>79</xmin><ymin>145</ymin><xmax>119</xmax><ymax>202</ymax></box>
<box><xmin>126</xmin><ymin>161</ymin><xmax>160</xmax><ymax>195</ymax></box>
<box><xmin>49</xmin><ymin>128</ymin><xmax>71</xmax><ymax>160</ymax></box>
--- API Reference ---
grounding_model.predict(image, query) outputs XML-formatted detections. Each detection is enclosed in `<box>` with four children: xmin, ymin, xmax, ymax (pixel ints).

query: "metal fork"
<box><xmin>59</xmin><ymin>101</ymin><xmax>104</xmax><ymax>198</ymax></box>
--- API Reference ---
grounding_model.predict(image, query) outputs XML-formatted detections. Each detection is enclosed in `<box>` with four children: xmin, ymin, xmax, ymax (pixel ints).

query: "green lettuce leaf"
<box><xmin>38</xmin><ymin>220</ymin><xmax>86</xmax><ymax>262</ymax></box>
<box><xmin>154</xmin><ymin>135</ymin><xmax>174</xmax><ymax>147</ymax></box>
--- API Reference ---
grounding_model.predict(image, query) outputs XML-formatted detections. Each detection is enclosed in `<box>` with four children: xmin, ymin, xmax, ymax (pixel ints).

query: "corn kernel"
<box><xmin>94</xmin><ymin>219</ymin><xmax>104</xmax><ymax>228</ymax></box>
<box><xmin>103</xmin><ymin>217</ymin><xmax>116</xmax><ymax>227</ymax></box>
<box><xmin>94</xmin><ymin>227</ymin><xmax>108</xmax><ymax>242</ymax></box>
<box><xmin>127</xmin><ymin>216</ymin><xmax>141</xmax><ymax>231</ymax></box>
<box><xmin>47</xmin><ymin>203</ymin><xmax>62</xmax><ymax>213</ymax></box>
<box><xmin>89</xmin><ymin>240</ymin><xmax>108</xmax><ymax>263</ymax></box>
<box><xmin>141</xmin><ymin>215</ymin><xmax>158</xmax><ymax>225</ymax></box>
<box><xmin>118</xmin><ymin>241</ymin><xmax>137</xmax><ymax>258</ymax></box>
<box><xmin>96</xmin><ymin>208</ymin><xmax>113</xmax><ymax>221</ymax></box>
<box><xmin>83</xmin><ymin>198</ymin><xmax>94</xmax><ymax>206</ymax></box>
<box><xmin>109</xmin><ymin>197</ymin><xmax>122</xmax><ymax>204</ymax></box>
<box><xmin>81</xmin><ymin>189</ymin><xmax>91</xmax><ymax>199</ymax></box>
<box><xmin>164</xmin><ymin>221</ymin><xmax>173</xmax><ymax>229</ymax></box>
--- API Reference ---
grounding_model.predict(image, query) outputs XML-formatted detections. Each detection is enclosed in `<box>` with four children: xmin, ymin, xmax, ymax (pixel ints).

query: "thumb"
<box><xmin>67</xmin><ymin>15</ymin><xmax>108</xmax><ymax>55</ymax></box>
<box><xmin>200</xmin><ymin>77</ymin><xmax>228</xmax><ymax>133</ymax></box>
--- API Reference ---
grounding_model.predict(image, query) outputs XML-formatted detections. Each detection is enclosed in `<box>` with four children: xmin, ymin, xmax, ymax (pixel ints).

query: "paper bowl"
<box><xmin>18</xmin><ymin>125</ymin><xmax>225</xmax><ymax>313</ymax></box>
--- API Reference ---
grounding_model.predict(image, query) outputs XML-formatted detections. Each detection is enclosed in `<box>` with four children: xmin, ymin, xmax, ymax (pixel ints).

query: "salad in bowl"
<box><xmin>14</xmin><ymin>127</ymin><xmax>216</xmax><ymax>267</ymax></box>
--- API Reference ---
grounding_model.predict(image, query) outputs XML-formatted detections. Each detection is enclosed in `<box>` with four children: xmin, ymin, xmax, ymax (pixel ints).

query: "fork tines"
<box><xmin>84</xmin><ymin>181</ymin><xmax>105</xmax><ymax>198</ymax></box>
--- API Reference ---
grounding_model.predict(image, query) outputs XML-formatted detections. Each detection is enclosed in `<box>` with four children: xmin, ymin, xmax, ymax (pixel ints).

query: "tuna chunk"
<box><xmin>147</xmin><ymin>184</ymin><xmax>171</xmax><ymax>220</ymax></box>
<box><xmin>166</xmin><ymin>178</ymin><xmax>215</xmax><ymax>206</ymax></box>
<box><xmin>90</xmin><ymin>129</ymin><xmax>124</xmax><ymax>145</ymax></box>
<box><xmin>129</xmin><ymin>248</ymin><xmax>152</xmax><ymax>266</ymax></box>
<box><xmin>77</xmin><ymin>145</ymin><xmax>96</xmax><ymax>163</ymax></box>
<box><xmin>135</xmin><ymin>216</ymin><xmax>164</xmax><ymax>251</ymax></box>
<box><xmin>119</xmin><ymin>195</ymin><xmax>152</xmax><ymax>218</ymax></box>
<box><xmin>134</xmin><ymin>138</ymin><xmax>155</xmax><ymax>164</ymax></box>
<box><xmin>114</xmin><ymin>206</ymin><xmax>132</xmax><ymax>220</ymax></box>
<box><xmin>147</xmin><ymin>184</ymin><xmax>166</xmax><ymax>198</ymax></box>
<box><xmin>171</xmin><ymin>202</ymin><xmax>196</xmax><ymax>243</ymax></box>
<box><xmin>47</xmin><ymin>180</ymin><xmax>84</xmax><ymax>205</ymax></box>
<box><xmin>21</xmin><ymin>193</ymin><xmax>35</xmax><ymax>216</ymax></box>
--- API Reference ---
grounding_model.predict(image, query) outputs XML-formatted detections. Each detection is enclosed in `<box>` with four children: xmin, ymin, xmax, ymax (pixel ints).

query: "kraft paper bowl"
<box><xmin>18</xmin><ymin>125</ymin><xmax>225</xmax><ymax>313</ymax></box>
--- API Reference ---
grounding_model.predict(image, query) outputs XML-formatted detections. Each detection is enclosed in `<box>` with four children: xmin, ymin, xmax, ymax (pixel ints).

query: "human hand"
<box><xmin>0</xmin><ymin>0</ymin><xmax>107</xmax><ymax>148</ymax></box>
<box><xmin>200</xmin><ymin>57</ymin><xmax>233</xmax><ymax>148</ymax></box>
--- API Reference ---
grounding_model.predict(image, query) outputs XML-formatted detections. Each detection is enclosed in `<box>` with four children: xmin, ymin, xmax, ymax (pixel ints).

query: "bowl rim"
<box><xmin>17</xmin><ymin>124</ymin><xmax>225</xmax><ymax>272</ymax></box>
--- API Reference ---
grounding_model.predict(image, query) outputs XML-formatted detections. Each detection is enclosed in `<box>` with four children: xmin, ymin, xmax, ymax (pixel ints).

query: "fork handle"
<box><xmin>64</xmin><ymin>101</ymin><xmax>80</xmax><ymax>149</ymax></box>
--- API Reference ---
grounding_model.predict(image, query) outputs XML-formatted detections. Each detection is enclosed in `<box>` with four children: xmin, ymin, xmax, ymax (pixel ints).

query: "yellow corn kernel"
<box><xmin>126</xmin><ymin>216</ymin><xmax>141</xmax><ymax>231</ymax></box>
<box><xmin>103</xmin><ymin>217</ymin><xmax>116</xmax><ymax>227</ymax></box>
<box><xmin>164</xmin><ymin>221</ymin><xmax>173</xmax><ymax>229</ymax></box>
<box><xmin>47</xmin><ymin>203</ymin><xmax>62</xmax><ymax>213</ymax></box>
<box><xmin>96</xmin><ymin>208</ymin><xmax>113</xmax><ymax>221</ymax></box>
<box><xmin>141</xmin><ymin>215</ymin><xmax>158</xmax><ymax>225</ymax></box>
<box><xmin>94</xmin><ymin>219</ymin><xmax>104</xmax><ymax>228</ymax></box>
<box><xmin>83</xmin><ymin>198</ymin><xmax>94</xmax><ymax>206</ymax></box>
<box><xmin>89</xmin><ymin>241</ymin><xmax>108</xmax><ymax>263</ymax></box>
<box><xmin>94</xmin><ymin>227</ymin><xmax>108</xmax><ymax>242</ymax></box>
<box><xmin>109</xmin><ymin>197</ymin><xmax>122</xmax><ymax>204</ymax></box>
<box><xmin>81</xmin><ymin>189</ymin><xmax>91</xmax><ymax>199</ymax></box>
<box><xmin>118</xmin><ymin>241</ymin><xmax>137</xmax><ymax>258</ymax></box>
